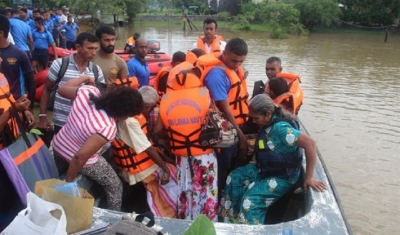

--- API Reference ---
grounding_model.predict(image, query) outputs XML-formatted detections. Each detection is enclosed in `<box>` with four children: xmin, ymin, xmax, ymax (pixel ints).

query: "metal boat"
<box><xmin>88</xmin><ymin>120</ymin><xmax>353</xmax><ymax>235</ymax></box>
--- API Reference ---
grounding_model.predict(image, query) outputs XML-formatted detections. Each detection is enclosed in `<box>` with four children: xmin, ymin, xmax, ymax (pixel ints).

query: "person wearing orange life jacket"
<box><xmin>268</xmin><ymin>76</ymin><xmax>303</xmax><ymax>115</ymax></box>
<box><xmin>0</xmin><ymin>72</ymin><xmax>19</xmax><ymax>149</ymax></box>
<box><xmin>154</xmin><ymin>79</ymin><xmax>218</xmax><ymax>221</ymax></box>
<box><xmin>197</xmin><ymin>38</ymin><xmax>249</xmax><ymax>200</ymax></box>
<box><xmin>113</xmin><ymin>85</ymin><xmax>177</xmax><ymax>218</ymax></box>
<box><xmin>0</xmin><ymin>18</ymin><xmax>34</xmax><ymax>148</ymax></box>
<box><xmin>264</xmin><ymin>56</ymin><xmax>304</xmax><ymax>115</ymax></box>
<box><xmin>166</xmin><ymin>48</ymin><xmax>205</xmax><ymax>93</ymax></box>
<box><xmin>153</xmin><ymin>51</ymin><xmax>186</xmax><ymax>103</ymax></box>
<box><xmin>192</xmin><ymin>18</ymin><xmax>226</xmax><ymax>54</ymax></box>
<box><xmin>124</xmin><ymin>32</ymin><xmax>140</xmax><ymax>54</ymax></box>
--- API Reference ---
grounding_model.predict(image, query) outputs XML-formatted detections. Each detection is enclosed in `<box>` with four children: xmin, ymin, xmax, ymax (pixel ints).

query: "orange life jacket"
<box><xmin>185</xmin><ymin>51</ymin><xmax>198</xmax><ymax>64</ymax></box>
<box><xmin>111</xmin><ymin>114</ymin><xmax>156</xmax><ymax>175</ymax></box>
<box><xmin>126</xmin><ymin>36</ymin><xmax>135</xmax><ymax>45</ymax></box>
<box><xmin>0</xmin><ymin>73</ymin><xmax>18</xmax><ymax>149</ymax></box>
<box><xmin>153</xmin><ymin>66</ymin><xmax>172</xmax><ymax>103</ymax></box>
<box><xmin>166</xmin><ymin>61</ymin><xmax>194</xmax><ymax>92</ymax></box>
<box><xmin>196</xmin><ymin>35</ymin><xmax>224</xmax><ymax>54</ymax></box>
<box><xmin>197</xmin><ymin>55</ymin><xmax>249</xmax><ymax>125</ymax></box>
<box><xmin>114</xmin><ymin>77</ymin><xmax>139</xmax><ymax>90</ymax></box>
<box><xmin>159</xmin><ymin>87</ymin><xmax>213</xmax><ymax>157</ymax></box>
<box><xmin>271</xmin><ymin>73</ymin><xmax>304</xmax><ymax>115</ymax></box>
<box><xmin>166</xmin><ymin>68</ymin><xmax>203</xmax><ymax>92</ymax></box>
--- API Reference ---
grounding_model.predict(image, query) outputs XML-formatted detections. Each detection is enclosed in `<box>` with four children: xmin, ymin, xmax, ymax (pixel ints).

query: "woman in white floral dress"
<box><xmin>154</xmin><ymin>86</ymin><xmax>218</xmax><ymax>221</ymax></box>
<box><xmin>220</xmin><ymin>94</ymin><xmax>326</xmax><ymax>224</ymax></box>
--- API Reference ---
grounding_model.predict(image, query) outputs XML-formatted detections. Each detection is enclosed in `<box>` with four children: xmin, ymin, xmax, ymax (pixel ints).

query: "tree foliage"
<box><xmin>239</xmin><ymin>2</ymin><xmax>307</xmax><ymax>38</ymax></box>
<box><xmin>284</xmin><ymin>0</ymin><xmax>342</xmax><ymax>31</ymax></box>
<box><xmin>38</xmin><ymin>0</ymin><xmax>148</xmax><ymax>22</ymax></box>
<box><xmin>340</xmin><ymin>0</ymin><xmax>400</xmax><ymax>26</ymax></box>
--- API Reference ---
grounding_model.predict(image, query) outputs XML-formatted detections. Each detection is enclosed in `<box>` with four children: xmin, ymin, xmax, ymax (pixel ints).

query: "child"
<box><xmin>268</xmin><ymin>77</ymin><xmax>291</xmax><ymax>111</ymax></box>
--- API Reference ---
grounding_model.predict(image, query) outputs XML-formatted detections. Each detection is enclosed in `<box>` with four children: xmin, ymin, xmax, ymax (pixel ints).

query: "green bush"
<box><xmin>216</xmin><ymin>11</ymin><xmax>231</xmax><ymax>21</ymax></box>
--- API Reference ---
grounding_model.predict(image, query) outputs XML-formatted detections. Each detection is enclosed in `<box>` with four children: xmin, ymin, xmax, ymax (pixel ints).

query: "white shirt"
<box><xmin>117</xmin><ymin>116</ymin><xmax>159</xmax><ymax>185</ymax></box>
<box><xmin>7</xmin><ymin>33</ymin><xmax>14</xmax><ymax>45</ymax></box>
<box><xmin>60</xmin><ymin>14</ymin><xmax>67</xmax><ymax>24</ymax></box>
<box><xmin>192</xmin><ymin>40</ymin><xmax>226</xmax><ymax>54</ymax></box>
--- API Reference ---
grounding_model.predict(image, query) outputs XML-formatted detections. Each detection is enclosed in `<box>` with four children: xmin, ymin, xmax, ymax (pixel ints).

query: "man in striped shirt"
<box><xmin>38</xmin><ymin>32</ymin><xmax>105</xmax><ymax>134</ymax></box>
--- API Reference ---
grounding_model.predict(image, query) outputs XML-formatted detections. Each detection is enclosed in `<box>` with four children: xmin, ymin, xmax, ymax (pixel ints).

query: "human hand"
<box><xmin>23</xmin><ymin>110</ymin><xmax>35</xmax><ymax>129</ymax></box>
<box><xmin>304</xmin><ymin>177</ymin><xmax>327</xmax><ymax>194</ymax></box>
<box><xmin>38</xmin><ymin>115</ymin><xmax>51</xmax><ymax>130</ymax></box>
<box><xmin>160</xmin><ymin>170</ymin><xmax>170</xmax><ymax>185</ymax></box>
<box><xmin>15</xmin><ymin>95</ymin><xmax>30</xmax><ymax>112</ymax></box>
<box><xmin>80</xmin><ymin>76</ymin><xmax>95</xmax><ymax>86</ymax></box>
<box><xmin>237</xmin><ymin>134</ymin><xmax>249</xmax><ymax>159</ymax></box>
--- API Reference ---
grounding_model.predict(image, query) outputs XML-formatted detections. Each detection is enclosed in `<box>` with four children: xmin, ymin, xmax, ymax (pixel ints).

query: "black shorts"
<box><xmin>32</xmin><ymin>49</ymin><xmax>49</xmax><ymax>66</ymax></box>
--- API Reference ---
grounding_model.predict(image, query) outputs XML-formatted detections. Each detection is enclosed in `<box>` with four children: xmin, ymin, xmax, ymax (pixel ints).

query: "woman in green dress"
<box><xmin>220</xmin><ymin>94</ymin><xmax>326</xmax><ymax>224</ymax></box>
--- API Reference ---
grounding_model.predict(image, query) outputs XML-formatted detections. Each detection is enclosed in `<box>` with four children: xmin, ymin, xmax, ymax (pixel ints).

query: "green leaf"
<box><xmin>182</xmin><ymin>215</ymin><xmax>216</xmax><ymax>235</ymax></box>
<box><xmin>29</xmin><ymin>128</ymin><xmax>44</xmax><ymax>136</ymax></box>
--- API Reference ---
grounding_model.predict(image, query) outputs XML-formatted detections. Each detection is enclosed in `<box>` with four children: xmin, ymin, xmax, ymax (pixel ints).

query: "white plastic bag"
<box><xmin>1</xmin><ymin>192</ymin><xmax>68</xmax><ymax>235</ymax></box>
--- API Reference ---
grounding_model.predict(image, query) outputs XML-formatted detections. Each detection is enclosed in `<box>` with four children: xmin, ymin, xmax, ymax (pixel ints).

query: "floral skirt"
<box><xmin>219</xmin><ymin>163</ymin><xmax>299</xmax><ymax>224</ymax></box>
<box><xmin>176</xmin><ymin>152</ymin><xmax>218</xmax><ymax>221</ymax></box>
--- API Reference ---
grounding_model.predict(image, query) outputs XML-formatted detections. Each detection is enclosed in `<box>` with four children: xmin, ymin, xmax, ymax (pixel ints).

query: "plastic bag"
<box><xmin>1</xmin><ymin>192</ymin><xmax>67</xmax><ymax>235</ymax></box>
<box><xmin>35</xmin><ymin>179</ymin><xmax>94</xmax><ymax>234</ymax></box>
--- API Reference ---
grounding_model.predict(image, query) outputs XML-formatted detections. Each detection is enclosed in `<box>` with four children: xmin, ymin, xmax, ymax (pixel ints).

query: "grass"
<box><xmin>130</xmin><ymin>20</ymin><xmax>273</xmax><ymax>32</ymax></box>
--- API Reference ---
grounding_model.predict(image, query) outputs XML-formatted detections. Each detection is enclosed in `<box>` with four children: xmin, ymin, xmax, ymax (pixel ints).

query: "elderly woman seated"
<box><xmin>219</xmin><ymin>94</ymin><xmax>326</xmax><ymax>224</ymax></box>
<box><xmin>52</xmin><ymin>76</ymin><xmax>143</xmax><ymax>211</ymax></box>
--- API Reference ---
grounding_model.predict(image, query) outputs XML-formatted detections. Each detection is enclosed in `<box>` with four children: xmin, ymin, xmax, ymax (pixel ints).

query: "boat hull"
<box><xmin>88</xmin><ymin>120</ymin><xmax>352</xmax><ymax>235</ymax></box>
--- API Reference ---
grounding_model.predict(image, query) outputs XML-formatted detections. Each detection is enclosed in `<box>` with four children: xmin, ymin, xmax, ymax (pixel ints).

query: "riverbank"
<box><xmin>76</xmin><ymin>15</ymin><xmax>397</xmax><ymax>39</ymax></box>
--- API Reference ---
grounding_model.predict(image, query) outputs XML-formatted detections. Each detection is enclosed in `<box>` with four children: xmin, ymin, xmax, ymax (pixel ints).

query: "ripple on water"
<box><xmin>114</xmin><ymin>27</ymin><xmax>400</xmax><ymax>234</ymax></box>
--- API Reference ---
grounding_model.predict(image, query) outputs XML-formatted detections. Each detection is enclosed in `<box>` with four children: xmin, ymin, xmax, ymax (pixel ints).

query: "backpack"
<box><xmin>47</xmin><ymin>57</ymin><xmax>99</xmax><ymax>111</ymax></box>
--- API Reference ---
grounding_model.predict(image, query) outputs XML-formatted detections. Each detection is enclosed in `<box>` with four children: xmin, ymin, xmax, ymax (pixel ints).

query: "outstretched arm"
<box><xmin>57</xmin><ymin>76</ymin><xmax>95</xmax><ymax>100</ymax></box>
<box><xmin>296</xmin><ymin>133</ymin><xmax>327</xmax><ymax>193</ymax></box>
<box><xmin>215</xmin><ymin>99</ymin><xmax>248</xmax><ymax>158</ymax></box>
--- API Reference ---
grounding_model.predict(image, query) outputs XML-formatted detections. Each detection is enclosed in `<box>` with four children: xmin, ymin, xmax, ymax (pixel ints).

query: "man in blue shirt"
<box><xmin>0</xmin><ymin>15</ymin><xmax>35</xmax><ymax>110</ymax></box>
<box><xmin>32</xmin><ymin>17</ymin><xmax>58</xmax><ymax>73</ymax></box>
<box><xmin>22</xmin><ymin>4</ymin><xmax>32</xmax><ymax>19</ymax></box>
<box><xmin>19</xmin><ymin>8</ymin><xmax>35</xmax><ymax>32</ymax></box>
<box><xmin>203</xmin><ymin>38</ymin><xmax>249</xmax><ymax>198</ymax></box>
<box><xmin>9</xmin><ymin>9</ymin><xmax>33</xmax><ymax>57</ymax></box>
<box><xmin>59</xmin><ymin>16</ymin><xmax>79</xmax><ymax>50</ymax></box>
<box><xmin>50</xmin><ymin>10</ymin><xmax>62</xmax><ymax>47</ymax></box>
<box><xmin>127</xmin><ymin>38</ymin><xmax>149</xmax><ymax>87</ymax></box>
<box><xmin>43</xmin><ymin>12</ymin><xmax>53</xmax><ymax>32</ymax></box>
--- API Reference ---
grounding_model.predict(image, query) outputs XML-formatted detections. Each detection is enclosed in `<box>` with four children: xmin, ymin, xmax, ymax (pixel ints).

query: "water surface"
<box><xmin>115</xmin><ymin>24</ymin><xmax>400</xmax><ymax>234</ymax></box>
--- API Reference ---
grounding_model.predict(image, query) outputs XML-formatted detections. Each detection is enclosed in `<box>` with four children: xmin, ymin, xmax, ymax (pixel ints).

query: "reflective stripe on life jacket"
<box><xmin>159</xmin><ymin>87</ymin><xmax>213</xmax><ymax>157</ymax></box>
<box><xmin>111</xmin><ymin>114</ymin><xmax>155</xmax><ymax>174</ymax></box>
<box><xmin>196</xmin><ymin>35</ymin><xmax>224</xmax><ymax>54</ymax></box>
<box><xmin>197</xmin><ymin>55</ymin><xmax>249</xmax><ymax>125</ymax></box>
<box><xmin>273</xmin><ymin>73</ymin><xmax>304</xmax><ymax>115</ymax></box>
<box><xmin>255</xmin><ymin>118</ymin><xmax>302</xmax><ymax>179</ymax></box>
